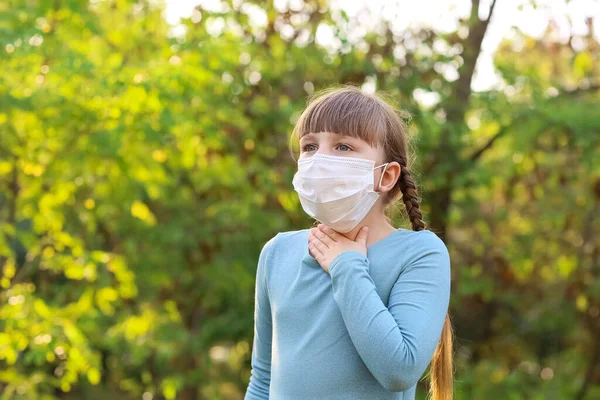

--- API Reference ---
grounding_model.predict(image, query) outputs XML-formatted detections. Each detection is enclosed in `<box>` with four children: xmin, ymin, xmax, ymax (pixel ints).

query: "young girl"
<box><xmin>245</xmin><ymin>85</ymin><xmax>453</xmax><ymax>400</ymax></box>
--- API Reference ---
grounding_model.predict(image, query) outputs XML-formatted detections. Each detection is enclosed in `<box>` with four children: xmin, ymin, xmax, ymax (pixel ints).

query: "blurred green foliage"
<box><xmin>0</xmin><ymin>0</ymin><xmax>599</xmax><ymax>399</ymax></box>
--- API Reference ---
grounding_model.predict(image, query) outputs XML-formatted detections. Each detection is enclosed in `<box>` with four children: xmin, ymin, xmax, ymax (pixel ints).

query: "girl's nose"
<box><xmin>315</xmin><ymin>149</ymin><xmax>333</xmax><ymax>157</ymax></box>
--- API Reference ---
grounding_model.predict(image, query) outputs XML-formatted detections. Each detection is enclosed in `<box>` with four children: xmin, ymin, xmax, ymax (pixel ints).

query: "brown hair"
<box><xmin>289</xmin><ymin>84</ymin><xmax>454</xmax><ymax>400</ymax></box>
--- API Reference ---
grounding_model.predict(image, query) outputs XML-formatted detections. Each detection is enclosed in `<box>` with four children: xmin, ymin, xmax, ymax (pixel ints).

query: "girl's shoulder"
<box><xmin>400</xmin><ymin>229</ymin><xmax>451</xmax><ymax>268</ymax></box>
<box><xmin>406</xmin><ymin>228</ymin><xmax>446</xmax><ymax>245</ymax></box>
<box><xmin>373</xmin><ymin>228</ymin><xmax>449</xmax><ymax>266</ymax></box>
<box><xmin>274</xmin><ymin>228</ymin><xmax>310</xmax><ymax>241</ymax></box>
<box><xmin>260</xmin><ymin>228</ymin><xmax>310</xmax><ymax>256</ymax></box>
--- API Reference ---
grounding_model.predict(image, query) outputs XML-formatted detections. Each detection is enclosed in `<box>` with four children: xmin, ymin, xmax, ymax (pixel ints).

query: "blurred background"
<box><xmin>1</xmin><ymin>0</ymin><xmax>599</xmax><ymax>399</ymax></box>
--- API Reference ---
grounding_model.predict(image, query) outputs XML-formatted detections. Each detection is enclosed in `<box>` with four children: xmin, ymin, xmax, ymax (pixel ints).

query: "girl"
<box><xmin>245</xmin><ymin>85</ymin><xmax>453</xmax><ymax>400</ymax></box>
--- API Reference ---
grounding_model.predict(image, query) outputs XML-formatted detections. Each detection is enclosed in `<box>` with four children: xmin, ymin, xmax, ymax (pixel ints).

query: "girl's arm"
<box><xmin>244</xmin><ymin>236</ymin><xmax>276</xmax><ymax>399</ymax></box>
<box><xmin>329</xmin><ymin>230</ymin><xmax>451</xmax><ymax>392</ymax></box>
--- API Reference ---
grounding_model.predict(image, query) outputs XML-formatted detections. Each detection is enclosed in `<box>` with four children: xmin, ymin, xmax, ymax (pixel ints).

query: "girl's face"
<box><xmin>299</xmin><ymin>131</ymin><xmax>384</xmax><ymax>165</ymax></box>
<box><xmin>298</xmin><ymin>131</ymin><xmax>400</xmax><ymax>197</ymax></box>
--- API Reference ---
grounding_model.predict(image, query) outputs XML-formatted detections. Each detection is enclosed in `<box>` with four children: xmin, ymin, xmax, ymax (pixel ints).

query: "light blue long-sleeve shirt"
<box><xmin>245</xmin><ymin>227</ymin><xmax>451</xmax><ymax>400</ymax></box>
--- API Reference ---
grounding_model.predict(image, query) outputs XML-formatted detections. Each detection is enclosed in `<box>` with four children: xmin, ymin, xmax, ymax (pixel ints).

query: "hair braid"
<box><xmin>397</xmin><ymin>166</ymin><xmax>427</xmax><ymax>231</ymax></box>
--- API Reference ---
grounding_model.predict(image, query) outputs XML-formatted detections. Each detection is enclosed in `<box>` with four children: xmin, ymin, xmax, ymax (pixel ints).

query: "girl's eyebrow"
<box><xmin>300</xmin><ymin>133</ymin><xmax>316</xmax><ymax>142</ymax></box>
<box><xmin>300</xmin><ymin>132</ymin><xmax>356</xmax><ymax>142</ymax></box>
<box><xmin>336</xmin><ymin>133</ymin><xmax>359</xmax><ymax>142</ymax></box>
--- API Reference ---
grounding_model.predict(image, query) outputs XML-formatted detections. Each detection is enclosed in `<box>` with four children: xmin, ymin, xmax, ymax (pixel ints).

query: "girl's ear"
<box><xmin>379</xmin><ymin>161</ymin><xmax>401</xmax><ymax>193</ymax></box>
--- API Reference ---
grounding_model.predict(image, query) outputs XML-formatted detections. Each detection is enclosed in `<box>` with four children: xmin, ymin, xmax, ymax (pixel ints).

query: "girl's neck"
<box><xmin>339</xmin><ymin>212</ymin><xmax>397</xmax><ymax>248</ymax></box>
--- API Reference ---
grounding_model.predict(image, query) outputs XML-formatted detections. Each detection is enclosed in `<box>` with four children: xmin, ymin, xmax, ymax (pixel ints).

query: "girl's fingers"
<box><xmin>308</xmin><ymin>241</ymin><xmax>323</xmax><ymax>258</ymax></box>
<box><xmin>309</xmin><ymin>231</ymin><xmax>329</xmax><ymax>249</ymax></box>
<box><xmin>318</xmin><ymin>224</ymin><xmax>341</xmax><ymax>241</ymax></box>
<box><xmin>311</xmin><ymin>227</ymin><xmax>334</xmax><ymax>246</ymax></box>
<box><xmin>309</xmin><ymin>234</ymin><xmax>328</xmax><ymax>251</ymax></box>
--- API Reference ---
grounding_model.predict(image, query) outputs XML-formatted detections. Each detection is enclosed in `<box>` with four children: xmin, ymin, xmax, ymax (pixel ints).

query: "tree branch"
<box><xmin>486</xmin><ymin>0</ymin><xmax>498</xmax><ymax>23</ymax></box>
<box><xmin>468</xmin><ymin>124</ymin><xmax>510</xmax><ymax>162</ymax></box>
<box><xmin>453</xmin><ymin>0</ymin><xmax>498</xmax><ymax>108</ymax></box>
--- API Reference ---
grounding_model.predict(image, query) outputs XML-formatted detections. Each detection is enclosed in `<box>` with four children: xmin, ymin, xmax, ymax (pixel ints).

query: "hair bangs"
<box><xmin>294</xmin><ymin>88</ymin><xmax>387</xmax><ymax>148</ymax></box>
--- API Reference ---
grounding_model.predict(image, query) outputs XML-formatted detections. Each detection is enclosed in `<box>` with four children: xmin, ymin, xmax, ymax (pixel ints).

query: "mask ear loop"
<box><xmin>374</xmin><ymin>162</ymin><xmax>389</xmax><ymax>193</ymax></box>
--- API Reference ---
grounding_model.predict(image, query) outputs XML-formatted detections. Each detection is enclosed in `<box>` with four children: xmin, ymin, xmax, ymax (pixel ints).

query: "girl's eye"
<box><xmin>301</xmin><ymin>143</ymin><xmax>352</xmax><ymax>152</ymax></box>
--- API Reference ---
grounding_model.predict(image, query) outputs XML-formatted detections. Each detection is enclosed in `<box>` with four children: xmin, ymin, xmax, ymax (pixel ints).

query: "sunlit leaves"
<box><xmin>1</xmin><ymin>0</ymin><xmax>598</xmax><ymax>399</ymax></box>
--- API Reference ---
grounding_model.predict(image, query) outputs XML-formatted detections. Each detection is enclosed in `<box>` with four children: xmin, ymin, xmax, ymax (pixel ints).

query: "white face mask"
<box><xmin>292</xmin><ymin>153</ymin><xmax>389</xmax><ymax>233</ymax></box>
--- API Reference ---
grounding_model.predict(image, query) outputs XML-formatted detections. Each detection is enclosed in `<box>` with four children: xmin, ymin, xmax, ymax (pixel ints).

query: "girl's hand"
<box><xmin>308</xmin><ymin>223</ymin><xmax>369</xmax><ymax>274</ymax></box>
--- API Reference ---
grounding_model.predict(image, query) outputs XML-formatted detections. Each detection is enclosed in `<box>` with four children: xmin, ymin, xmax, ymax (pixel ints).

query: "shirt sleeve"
<box><xmin>244</xmin><ymin>235</ymin><xmax>277</xmax><ymax>399</ymax></box>
<box><xmin>328</xmin><ymin>230</ymin><xmax>451</xmax><ymax>392</ymax></box>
